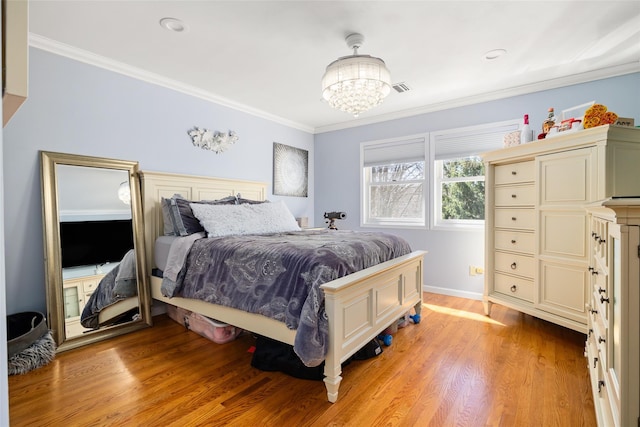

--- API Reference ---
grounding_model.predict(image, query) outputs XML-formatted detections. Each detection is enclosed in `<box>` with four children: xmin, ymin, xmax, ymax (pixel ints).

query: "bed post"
<box><xmin>322</xmin><ymin>291</ymin><xmax>342</xmax><ymax>403</ymax></box>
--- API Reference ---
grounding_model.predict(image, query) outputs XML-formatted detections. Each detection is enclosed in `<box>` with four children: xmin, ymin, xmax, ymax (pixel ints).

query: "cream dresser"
<box><xmin>585</xmin><ymin>200</ymin><xmax>639</xmax><ymax>427</ymax></box>
<box><xmin>483</xmin><ymin>125</ymin><xmax>640</xmax><ymax>333</ymax></box>
<box><xmin>62</xmin><ymin>272</ymin><xmax>105</xmax><ymax>337</ymax></box>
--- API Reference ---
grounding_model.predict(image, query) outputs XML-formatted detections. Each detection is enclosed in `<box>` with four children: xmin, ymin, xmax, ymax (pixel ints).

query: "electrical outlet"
<box><xmin>469</xmin><ymin>265</ymin><xmax>484</xmax><ymax>276</ymax></box>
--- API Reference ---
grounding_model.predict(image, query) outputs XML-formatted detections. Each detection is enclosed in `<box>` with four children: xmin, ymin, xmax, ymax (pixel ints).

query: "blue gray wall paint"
<box><xmin>3</xmin><ymin>46</ymin><xmax>639</xmax><ymax>313</ymax></box>
<box><xmin>315</xmin><ymin>72</ymin><xmax>640</xmax><ymax>298</ymax></box>
<box><xmin>3</xmin><ymin>48</ymin><xmax>314</xmax><ymax>314</ymax></box>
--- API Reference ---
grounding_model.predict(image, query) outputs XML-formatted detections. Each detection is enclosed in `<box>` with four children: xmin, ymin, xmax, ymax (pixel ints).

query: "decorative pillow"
<box><xmin>190</xmin><ymin>200</ymin><xmax>301</xmax><ymax>237</ymax></box>
<box><xmin>161</xmin><ymin>194</ymin><xmax>265</xmax><ymax>236</ymax></box>
<box><xmin>161</xmin><ymin>198</ymin><xmax>178</xmax><ymax>236</ymax></box>
<box><xmin>161</xmin><ymin>194</ymin><xmax>203</xmax><ymax>236</ymax></box>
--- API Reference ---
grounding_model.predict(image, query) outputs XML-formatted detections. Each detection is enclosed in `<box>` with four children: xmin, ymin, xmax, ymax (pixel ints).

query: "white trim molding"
<box><xmin>29</xmin><ymin>33</ymin><xmax>640</xmax><ymax>136</ymax></box>
<box><xmin>29</xmin><ymin>34</ymin><xmax>315</xmax><ymax>134</ymax></box>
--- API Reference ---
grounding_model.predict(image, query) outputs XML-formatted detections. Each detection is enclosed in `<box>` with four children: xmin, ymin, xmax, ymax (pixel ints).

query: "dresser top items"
<box><xmin>483</xmin><ymin>125</ymin><xmax>640</xmax><ymax>164</ymax></box>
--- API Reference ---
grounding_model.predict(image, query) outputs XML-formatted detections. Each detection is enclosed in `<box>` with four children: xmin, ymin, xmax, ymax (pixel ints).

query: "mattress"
<box><xmin>154</xmin><ymin>235</ymin><xmax>177</xmax><ymax>272</ymax></box>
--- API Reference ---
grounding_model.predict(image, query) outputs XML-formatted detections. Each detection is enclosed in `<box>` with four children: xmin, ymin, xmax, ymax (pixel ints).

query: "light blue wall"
<box><xmin>315</xmin><ymin>73</ymin><xmax>640</xmax><ymax>299</ymax></box>
<box><xmin>3</xmin><ymin>48</ymin><xmax>314</xmax><ymax>314</ymax></box>
<box><xmin>4</xmin><ymin>47</ymin><xmax>639</xmax><ymax>313</ymax></box>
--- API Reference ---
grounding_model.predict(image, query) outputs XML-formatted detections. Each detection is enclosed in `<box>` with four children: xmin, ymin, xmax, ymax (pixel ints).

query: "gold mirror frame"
<box><xmin>40</xmin><ymin>151</ymin><xmax>152</xmax><ymax>351</ymax></box>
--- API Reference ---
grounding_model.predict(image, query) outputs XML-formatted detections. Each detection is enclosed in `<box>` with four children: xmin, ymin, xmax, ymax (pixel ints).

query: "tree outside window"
<box><xmin>365</xmin><ymin>161</ymin><xmax>426</xmax><ymax>226</ymax></box>
<box><xmin>436</xmin><ymin>156</ymin><xmax>485</xmax><ymax>226</ymax></box>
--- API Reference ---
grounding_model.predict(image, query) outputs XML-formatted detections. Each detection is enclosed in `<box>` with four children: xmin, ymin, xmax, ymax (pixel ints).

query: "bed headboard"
<box><xmin>138</xmin><ymin>170</ymin><xmax>268</xmax><ymax>274</ymax></box>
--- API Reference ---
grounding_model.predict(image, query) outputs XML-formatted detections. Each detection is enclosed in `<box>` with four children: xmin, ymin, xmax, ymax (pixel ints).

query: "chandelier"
<box><xmin>321</xmin><ymin>33</ymin><xmax>391</xmax><ymax>118</ymax></box>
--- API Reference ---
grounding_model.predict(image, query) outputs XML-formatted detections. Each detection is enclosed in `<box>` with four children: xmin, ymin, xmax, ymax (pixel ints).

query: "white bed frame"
<box><xmin>139</xmin><ymin>170</ymin><xmax>426</xmax><ymax>403</ymax></box>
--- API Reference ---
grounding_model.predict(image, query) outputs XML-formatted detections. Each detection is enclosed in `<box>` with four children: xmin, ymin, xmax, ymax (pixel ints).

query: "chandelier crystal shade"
<box><xmin>321</xmin><ymin>33</ymin><xmax>391</xmax><ymax>118</ymax></box>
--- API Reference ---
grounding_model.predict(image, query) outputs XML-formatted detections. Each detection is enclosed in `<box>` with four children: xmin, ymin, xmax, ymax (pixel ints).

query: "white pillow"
<box><xmin>190</xmin><ymin>200</ymin><xmax>301</xmax><ymax>237</ymax></box>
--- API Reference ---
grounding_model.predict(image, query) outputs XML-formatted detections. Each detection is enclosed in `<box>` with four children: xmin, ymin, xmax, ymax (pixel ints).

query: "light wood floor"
<box><xmin>9</xmin><ymin>293</ymin><xmax>596</xmax><ymax>426</ymax></box>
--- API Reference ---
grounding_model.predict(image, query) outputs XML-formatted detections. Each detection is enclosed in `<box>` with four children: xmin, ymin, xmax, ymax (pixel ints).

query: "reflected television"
<box><xmin>60</xmin><ymin>219</ymin><xmax>134</xmax><ymax>268</ymax></box>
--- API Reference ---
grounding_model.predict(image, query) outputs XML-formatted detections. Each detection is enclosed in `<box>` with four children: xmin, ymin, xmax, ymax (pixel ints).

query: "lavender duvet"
<box><xmin>160</xmin><ymin>229</ymin><xmax>412</xmax><ymax>367</ymax></box>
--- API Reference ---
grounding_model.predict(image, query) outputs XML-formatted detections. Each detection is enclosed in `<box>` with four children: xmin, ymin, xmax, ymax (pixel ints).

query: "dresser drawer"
<box><xmin>591</xmin><ymin>313</ymin><xmax>608</xmax><ymax>368</ymax></box>
<box><xmin>495</xmin><ymin>184</ymin><xmax>535</xmax><ymax>207</ymax></box>
<box><xmin>495</xmin><ymin>230</ymin><xmax>535</xmax><ymax>254</ymax></box>
<box><xmin>494</xmin><ymin>272</ymin><xmax>534</xmax><ymax>302</ymax></box>
<box><xmin>82</xmin><ymin>278</ymin><xmax>100</xmax><ymax>293</ymax></box>
<box><xmin>494</xmin><ymin>208</ymin><xmax>536</xmax><ymax>230</ymax></box>
<box><xmin>495</xmin><ymin>251</ymin><xmax>535</xmax><ymax>278</ymax></box>
<box><xmin>494</xmin><ymin>161</ymin><xmax>535</xmax><ymax>185</ymax></box>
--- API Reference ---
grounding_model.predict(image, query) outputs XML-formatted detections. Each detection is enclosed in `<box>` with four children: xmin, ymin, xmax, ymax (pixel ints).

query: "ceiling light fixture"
<box><xmin>321</xmin><ymin>33</ymin><xmax>391</xmax><ymax>118</ymax></box>
<box><xmin>118</xmin><ymin>181</ymin><xmax>131</xmax><ymax>205</ymax></box>
<box><xmin>159</xmin><ymin>17</ymin><xmax>187</xmax><ymax>33</ymax></box>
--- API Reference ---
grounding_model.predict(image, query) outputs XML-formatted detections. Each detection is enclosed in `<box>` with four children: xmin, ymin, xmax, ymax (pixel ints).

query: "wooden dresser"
<box><xmin>483</xmin><ymin>125</ymin><xmax>640</xmax><ymax>333</ymax></box>
<box><xmin>585</xmin><ymin>200</ymin><xmax>639</xmax><ymax>427</ymax></box>
<box><xmin>484</xmin><ymin>125</ymin><xmax>640</xmax><ymax>426</ymax></box>
<box><xmin>63</xmin><ymin>273</ymin><xmax>105</xmax><ymax>337</ymax></box>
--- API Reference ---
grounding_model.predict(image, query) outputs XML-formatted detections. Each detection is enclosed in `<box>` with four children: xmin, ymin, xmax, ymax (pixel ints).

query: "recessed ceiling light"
<box><xmin>484</xmin><ymin>49</ymin><xmax>507</xmax><ymax>60</ymax></box>
<box><xmin>160</xmin><ymin>17</ymin><xmax>187</xmax><ymax>33</ymax></box>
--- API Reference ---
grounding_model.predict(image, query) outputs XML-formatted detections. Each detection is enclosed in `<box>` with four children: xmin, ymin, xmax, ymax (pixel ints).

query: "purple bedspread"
<box><xmin>165</xmin><ymin>229</ymin><xmax>412</xmax><ymax>367</ymax></box>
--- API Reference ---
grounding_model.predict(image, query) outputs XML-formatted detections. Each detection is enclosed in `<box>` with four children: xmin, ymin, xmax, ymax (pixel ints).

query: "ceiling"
<box><xmin>28</xmin><ymin>1</ymin><xmax>640</xmax><ymax>133</ymax></box>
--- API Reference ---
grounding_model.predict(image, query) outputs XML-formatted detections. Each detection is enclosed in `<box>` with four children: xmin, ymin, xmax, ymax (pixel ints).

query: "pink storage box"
<box><xmin>166</xmin><ymin>304</ymin><xmax>242</xmax><ymax>344</ymax></box>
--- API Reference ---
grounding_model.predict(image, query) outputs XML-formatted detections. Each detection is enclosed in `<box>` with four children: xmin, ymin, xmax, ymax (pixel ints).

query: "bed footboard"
<box><xmin>321</xmin><ymin>250</ymin><xmax>426</xmax><ymax>403</ymax></box>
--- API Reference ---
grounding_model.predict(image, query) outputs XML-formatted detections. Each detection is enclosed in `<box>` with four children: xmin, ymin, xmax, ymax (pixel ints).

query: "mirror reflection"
<box><xmin>57</xmin><ymin>165</ymin><xmax>138</xmax><ymax>338</ymax></box>
<box><xmin>40</xmin><ymin>152</ymin><xmax>151</xmax><ymax>351</ymax></box>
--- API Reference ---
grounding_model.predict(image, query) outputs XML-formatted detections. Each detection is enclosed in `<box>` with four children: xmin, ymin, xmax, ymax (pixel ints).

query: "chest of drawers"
<box><xmin>483</xmin><ymin>125</ymin><xmax>640</xmax><ymax>332</ymax></box>
<box><xmin>585</xmin><ymin>201</ymin><xmax>640</xmax><ymax>427</ymax></box>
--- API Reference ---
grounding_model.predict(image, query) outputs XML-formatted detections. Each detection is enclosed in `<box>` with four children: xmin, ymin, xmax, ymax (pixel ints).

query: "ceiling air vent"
<box><xmin>392</xmin><ymin>82</ymin><xmax>411</xmax><ymax>93</ymax></box>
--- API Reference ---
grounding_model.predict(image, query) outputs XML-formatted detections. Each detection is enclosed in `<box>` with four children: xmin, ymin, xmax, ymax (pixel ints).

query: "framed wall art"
<box><xmin>273</xmin><ymin>142</ymin><xmax>308</xmax><ymax>197</ymax></box>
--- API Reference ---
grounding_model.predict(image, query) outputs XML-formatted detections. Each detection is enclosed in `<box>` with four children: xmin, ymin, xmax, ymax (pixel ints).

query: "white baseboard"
<box><xmin>423</xmin><ymin>285</ymin><xmax>483</xmax><ymax>301</ymax></box>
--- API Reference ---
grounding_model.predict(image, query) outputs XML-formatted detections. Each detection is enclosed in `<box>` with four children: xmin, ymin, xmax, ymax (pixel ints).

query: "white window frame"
<box><xmin>430</xmin><ymin>119</ymin><xmax>521</xmax><ymax>230</ymax></box>
<box><xmin>361</xmin><ymin>134</ymin><xmax>429</xmax><ymax>229</ymax></box>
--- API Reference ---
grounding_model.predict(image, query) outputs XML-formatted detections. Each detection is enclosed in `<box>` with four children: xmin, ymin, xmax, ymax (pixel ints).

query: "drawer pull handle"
<box><xmin>510</xmin><ymin>262</ymin><xmax>517</xmax><ymax>270</ymax></box>
<box><xmin>588</xmin><ymin>266</ymin><xmax>594</xmax><ymax>272</ymax></box>
<box><xmin>598</xmin><ymin>336</ymin><xmax>606</xmax><ymax>344</ymax></box>
<box><xmin>600</xmin><ymin>296</ymin><xmax>610</xmax><ymax>304</ymax></box>
<box><xmin>593</xmin><ymin>234</ymin><xmax>600</xmax><ymax>241</ymax></box>
<box><xmin>511</xmin><ymin>239</ymin><xmax>517</xmax><ymax>244</ymax></box>
<box><xmin>511</xmin><ymin>194</ymin><xmax>517</xmax><ymax>198</ymax></box>
<box><xmin>598</xmin><ymin>380</ymin><xmax>605</xmax><ymax>394</ymax></box>
<box><xmin>599</xmin><ymin>238</ymin><xmax>606</xmax><ymax>244</ymax></box>
<box><xmin>597</xmin><ymin>287</ymin><xmax>606</xmax><ymax>294</ymax></box>
<box><xmin>588</xmin><ymin>328</ymin><xmax>593</xmax><ymax>337</ymax></box>
<box><xmin>593</xmin><ymin>357</ymin><xmax>598</xmax><ymax>368</ymax></box>
<box><xmin>511</xmin><ymin>217</ymin><xmax>517</xmax><ymax>221</ymax></box>
<box><xmin>511</xmin><ymin>171</ymin><xmax>517</xmax><ymax>175</ymax></box>
<box><xmin>590</xmin><ymin>308</ymin><xmax>598</xmax><ymax>315</ymax></box>
<box><xmin>510</xmin><ymin>285</ymin><xmax>517</xmax><ymax>292</ymax></box>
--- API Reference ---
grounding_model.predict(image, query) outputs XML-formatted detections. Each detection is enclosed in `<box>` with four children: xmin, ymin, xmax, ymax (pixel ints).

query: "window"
<box><xmin>435</xmin><ymin>156</ymin><xmax>485</xmax><ymax>226</ymax></box>
<box><xmin>361</xmin><ymin>135</ymin><xmax>428</xmax><ymax>228</ymax></box>
<box><xmin>431</xmin><ymin>119</ymin><xmax>521</xmax><ymax>229</ymax></box>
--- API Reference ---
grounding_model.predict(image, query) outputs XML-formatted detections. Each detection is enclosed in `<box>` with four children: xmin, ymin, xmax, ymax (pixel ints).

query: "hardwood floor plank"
<box><xmin>9</xmin><ymin>293</ymin><xmax>597</xmax><ymax>427</ymax></box>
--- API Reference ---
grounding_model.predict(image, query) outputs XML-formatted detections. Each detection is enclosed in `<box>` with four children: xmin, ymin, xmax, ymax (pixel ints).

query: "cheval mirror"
<box><xmin>40</xmin><ymin>151</ymin><xmax>152</xmax><ymax>351</ymax></box>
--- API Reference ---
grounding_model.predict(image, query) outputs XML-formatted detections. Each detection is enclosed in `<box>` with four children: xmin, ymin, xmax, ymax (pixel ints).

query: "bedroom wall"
<box><xmin>314</xmin><ymin>72</ymin><xmax>640</xmax><ymax>299</ymax></box>
<box><xmin>2</xmin><ymin>47</ymin><xmax>315</xmax><ymax>315</ymax></box>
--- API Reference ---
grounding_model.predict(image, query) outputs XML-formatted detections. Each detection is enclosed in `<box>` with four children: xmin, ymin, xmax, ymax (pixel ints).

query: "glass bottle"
<box><xmin>520</xmin><ymin>114</ymin><xmax>532</xmax><ymax>144</ymax></box>
<box><xmin>547</xmin><ymin>108</ymin><xmax>556</xmax><ymax>126</ymax></box>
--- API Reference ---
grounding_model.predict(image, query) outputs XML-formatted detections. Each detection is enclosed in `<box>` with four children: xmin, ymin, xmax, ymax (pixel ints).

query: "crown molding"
<box><xmin>29</xmin><ymin>33</ymin><xmax>639</xmax><ymax>136</ymax></box>
<box><xmin>28</xmin><ymin>33</ymin><xmax>315</xmax><ymax>134</ymax></box>
<box><xmin>314</xmin><ymin>61</ymin><xmax>640</xmax><ymax>134</ymax></box>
